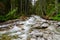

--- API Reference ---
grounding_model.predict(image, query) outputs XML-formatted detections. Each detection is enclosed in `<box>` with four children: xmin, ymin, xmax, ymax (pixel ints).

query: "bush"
<box><xmin>0</xmin><ymin>7</ymin><xmax>19</xmax><ymax>22</ymax></box>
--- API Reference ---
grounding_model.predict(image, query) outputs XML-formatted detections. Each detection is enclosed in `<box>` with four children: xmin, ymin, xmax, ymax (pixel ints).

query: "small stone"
<box><xmin>47</xmin><ymin>25</ymin><xmax>56</xmax><ymax>31</ymax></box>
<box><xmin>37</xmin><ymin>38</ymin><xmax>44</xmax><ymax>40</ymax></box>
<box><xmin>37</xmin><ymin>37</ymin><xmax>41</xmax><ymax>40</ymax></box>
<box><xmin>31</xmin><ymin>38</ymin><xmax>36</xmax><ymax>40</ymax></box>
<box><xmin>57</xmin><ymin>22</ymin><xmax>60</xmax><ymax>26</ymax></box>
<box><xmin>47</xmin><ymin>36</ymin><xmax>52</xmax><ymax>40</ymax></box>
<box><xmin>56</xmin><ymin>27</ymin><xmax>60</xmax><ymax>32</ymax></box>
<box><xmin>32</xmin><ymin>23</ymin><xmax>40</xmax><ymax>28</ymax></box>
<box><xmin>41</xmin><ymin>23</ymin><xmax>49</xmax><ymax>28</ymax></box>
<box><xmin>40</xmin><ymin>19</ymin><xmax>47</xmax><ymax>22</ymax></box>
<box><xmin>30</xmin><ymin>31</ymin><xmax>43</xmax><ymax>37</ymax></box>
<box><xmin>43</xmin><ymin>34</ymin><xmax>49</xmax><ymax>38</ymax></box>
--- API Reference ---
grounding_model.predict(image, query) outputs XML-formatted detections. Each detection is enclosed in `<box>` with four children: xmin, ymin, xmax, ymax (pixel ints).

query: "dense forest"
<box><xmin>0</xmin><ymin>0</ymin><xmax>60</xmax><ymax>22</ymax></box>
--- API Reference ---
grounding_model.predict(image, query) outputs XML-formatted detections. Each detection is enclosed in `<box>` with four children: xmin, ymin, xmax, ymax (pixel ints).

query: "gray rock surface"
<box><xmin>0</xmin><ymin>15</ymin><xmax>60</xmax><ymax>40</ymax></box>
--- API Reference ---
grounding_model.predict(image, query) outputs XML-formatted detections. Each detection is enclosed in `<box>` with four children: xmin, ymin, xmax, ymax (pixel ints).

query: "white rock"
<box><xmin>57</xmin><ymin>22</ymin><xmax>60</xmax><ymax>25</ymax></box>
<box><xmin>43</xmin><ymin>34</ymin><xmax>49</xmax><ymax>38</ymax></box>
<box><xmin>47</xmin><ymin>25</ymin><xmax>56</xmax><ymax>31</ymax></box>
<box><xmin>53</xmin><ymin>34</ymin><xmax>60</xmax><ymax>40</ymax></box>
<box><xmin>31</xmin><ymin>31</ymin><xmax>43</xmax><ymax>37</ymax></box>
<box><xmin>47</xmin><ymin>36</ymin><xmax>52</xmax><ymax>40</ymax></box>
<box><xmin>41</xmin><ymin>23</ymin><xmax>49</xmax><ymax>27</ymax></box>
<box><xmin>0</xmin><ymin>31</ymin><xmax>7</xmax><ymax>34</ymax></box>
<box><xmin>9</xmin><ymin>25</ymin><xmax>21</xmax><ymax>32</ymax></box>
<box><xmin>37</xmin><ymin>38</ymin><xmax>44</xmax><ymax>40</ymax></box>
<box><xmin>12</xmin><ymin>38</ymin><xmax>21</xmax><ymax>40</ymax></box>
<box><xmin>9</xmin><ymin>32</ymin><xmax>21</xmax><ymax>36</ymax></box>
<box><xmin>40</xmin><ymin>19</ymin><xmax>47</xmax><ymax>22</ymax></box>
<box><xmin>0</xmin><ymin>24</ymin><xmax>11</xmax><ymax>28</ymax></box>
<box><xmin>32</xmin><ymin>23</ymin><xmax>40</xmax><ymax>28</ymax></box>
<box><xmin>31</xmin><ymin>38</ymin><xmax>36</xmax><ymax>40</ymax></box>
<box><xmin>19</xmin><ymin>21</ymin><xmax>25</xmax><ymax>25</ymax></box>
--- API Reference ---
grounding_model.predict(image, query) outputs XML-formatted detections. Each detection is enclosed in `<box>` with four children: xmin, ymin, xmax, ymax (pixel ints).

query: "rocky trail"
<box><xmin>0</xmin><ymin>15</ymin><xmax>60</xmax><ymax>40</ymax></box>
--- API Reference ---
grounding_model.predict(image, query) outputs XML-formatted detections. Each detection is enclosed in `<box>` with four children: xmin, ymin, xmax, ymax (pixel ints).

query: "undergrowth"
<box><xmin>0</xmin><ymin>7</ymin><xmax>19</xmax><ymax>22</ymax></box>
